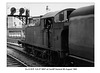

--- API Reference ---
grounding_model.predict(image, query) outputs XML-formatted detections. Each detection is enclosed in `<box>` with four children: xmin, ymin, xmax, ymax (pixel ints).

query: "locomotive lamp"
<box><xmin>10</xmin><ymin>7</ymin><xmax>16</xmax><ymax>15</ymax></box>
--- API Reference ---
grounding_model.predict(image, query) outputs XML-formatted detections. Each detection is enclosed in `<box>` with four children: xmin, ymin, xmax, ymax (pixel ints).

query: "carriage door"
<box><xmin>61</xmin><ymin>26</ymin><xmax>69</xmax><ymax>54</ymax></box>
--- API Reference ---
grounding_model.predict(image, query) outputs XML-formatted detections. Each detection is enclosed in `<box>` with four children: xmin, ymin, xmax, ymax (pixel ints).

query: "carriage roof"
<box><xmin>69</xmin><ymin>5</ymin><xmax>94</xmax><ymax>18</ymax></box>
<box><xmin>42</xmin><ymin>8</ymin><xmax>75</xmax><ymax>19</ymax></box>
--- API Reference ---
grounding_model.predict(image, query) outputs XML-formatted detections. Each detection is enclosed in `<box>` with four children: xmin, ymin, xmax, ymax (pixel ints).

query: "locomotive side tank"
<box><xmin>25</xmin><ymin>16</ymin><xmax>42</xmax><ymax>47</ymax></box>
<box><xmin>68</xmin><ymin>5</ymin><xmax>94</xmax><ymax>66</ymax></box>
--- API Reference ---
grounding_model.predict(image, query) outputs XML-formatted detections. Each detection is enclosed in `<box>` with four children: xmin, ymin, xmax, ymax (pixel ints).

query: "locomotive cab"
<box><xmin>41</xmin><ymin>8</ymin><xmax>75</xmax><ymax>61</ymax></box>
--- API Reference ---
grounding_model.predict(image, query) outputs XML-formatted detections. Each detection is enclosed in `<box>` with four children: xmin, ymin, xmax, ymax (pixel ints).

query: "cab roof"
<box><xmin>69</xmin><ymin>5</ymin><xmax>94</xmax><ymax>18</ymax></box>
<box><xmin>42</xmin><ymin>8</ymin><xmax>75</xmax><ymax>19</ymax></box>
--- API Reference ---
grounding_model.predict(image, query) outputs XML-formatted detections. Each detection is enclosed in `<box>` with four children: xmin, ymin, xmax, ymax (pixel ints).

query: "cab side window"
<box><xmin>54</xmin><ymin>10</ymin><xmax>68</xmax><ymax>23</ymax></box>
<box><xmin>59</xmin><ymin>12</ymin><xmax>64</xmax><ymax>21</ymax></box>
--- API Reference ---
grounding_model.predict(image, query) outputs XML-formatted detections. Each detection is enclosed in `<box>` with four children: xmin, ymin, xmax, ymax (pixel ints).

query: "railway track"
<box><xmin>7</xmin><ymin>54</ymin><xmax>28</xmax><ymax>67</ymax></box>
<box><xmin>7</xmin><ymin>42</ymin><xmax>50</xmax><ymax>67</ymax></box>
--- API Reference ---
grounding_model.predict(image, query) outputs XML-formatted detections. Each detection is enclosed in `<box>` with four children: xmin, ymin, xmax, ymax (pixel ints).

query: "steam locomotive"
<box><xmin>18</xmin><ymin>5</ymin><xmax>94</xmax><ymax>66</ymax></box>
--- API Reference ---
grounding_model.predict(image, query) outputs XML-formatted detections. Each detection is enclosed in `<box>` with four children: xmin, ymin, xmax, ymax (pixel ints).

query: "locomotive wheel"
<box><xmin>49</xmin><ymin>51</ymin><xmax>60</xmax><ymax>66</ymax></box>
<box><xmin>23</xmin><ymin>45</ymin><xmax>27</xmax><ymax>52</ymax></box>
<box><xmin>24</xmin><ymin>45</ymin><xmax>31</xmax><ymax>54</ymax></box>
<box><xmin>41</xmin><ymin>51</ymin><xmax>48</xmax><ymax>59</ymax></box>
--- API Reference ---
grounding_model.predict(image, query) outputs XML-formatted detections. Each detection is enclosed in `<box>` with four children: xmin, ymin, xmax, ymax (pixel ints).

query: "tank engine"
<box><xmin>18</xmin><ymin>5</ymin><xmax>94</xmax><ymax>66</ymax></box>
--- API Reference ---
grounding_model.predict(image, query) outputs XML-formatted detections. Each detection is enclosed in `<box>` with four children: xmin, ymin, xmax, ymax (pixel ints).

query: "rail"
<box><xmin>7</xmin><ymin>54</ymin><xmax>28</xmax><ymax>67</ymax></box>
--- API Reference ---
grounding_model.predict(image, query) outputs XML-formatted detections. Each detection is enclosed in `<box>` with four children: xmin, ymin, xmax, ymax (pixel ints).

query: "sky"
<box><xmin>7</xmin><ymin>2</ymin><xmax>94</xmax><ymax>16</ymax></box>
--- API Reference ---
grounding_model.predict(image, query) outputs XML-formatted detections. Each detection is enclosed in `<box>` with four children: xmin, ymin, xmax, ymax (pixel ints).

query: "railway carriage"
<box><xmin>68</xmin><ymin>5</ymin><xmax>94</xmax><ymax>66</ymax></box>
